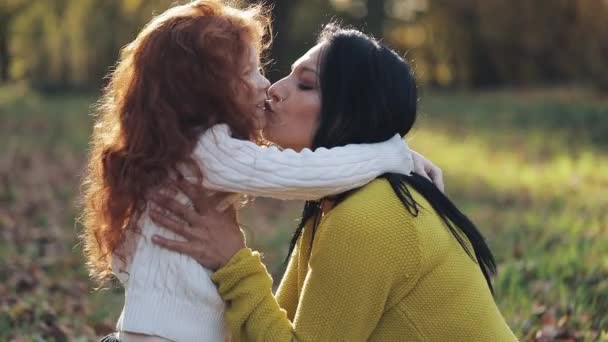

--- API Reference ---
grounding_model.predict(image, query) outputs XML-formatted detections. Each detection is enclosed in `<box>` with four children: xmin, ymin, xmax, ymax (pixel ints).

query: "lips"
<box><xmin>264</xmin><ymin>99</ymin><xmax>274</xmax><ymax>113</ymax></box>
<box><xmin>254</xmin><ymin>98</ymin><xmax>267</xmax><ymax>111</ymax></box>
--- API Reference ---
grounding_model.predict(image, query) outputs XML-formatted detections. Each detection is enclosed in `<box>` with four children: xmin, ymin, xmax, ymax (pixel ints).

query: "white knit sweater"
<box><xmin>114</xmin><ymin>124</ymin><xmax>414</xmax><ymax>341</ymax></box>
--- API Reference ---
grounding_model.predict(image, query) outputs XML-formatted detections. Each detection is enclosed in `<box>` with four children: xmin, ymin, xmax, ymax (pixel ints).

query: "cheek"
<box><xmin>243</xmin><ymin>73</ymin><xmax>266</xmax><ymax>97</ymax></box>
<box><xmin>294</xmin><ymin>92</ymin><xmax>320</xmax><ymax>127</ymax></box>
<box><xmin>235</xmin><ymin>78</ymin><xmax>253</xmax><ymax>107</ymax></box>
<box><xmin>282</xmin><ymin>94</ymin><xmax>320</xmax><ymax>149</ymax></box>
<box><xmin>246</xmin><ymin>75</ymin><xmax>258</xmax><ymax>96</ymax></box>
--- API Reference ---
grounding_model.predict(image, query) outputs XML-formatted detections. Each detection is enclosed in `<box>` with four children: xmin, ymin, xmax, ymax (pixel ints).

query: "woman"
<box><xmin>151</xmin><ymin>25</ymin><xmax>518</xmax><ymax>341</ymax></box>
<box><xmin>82</xmin><ymin>1</ymin><xmax>441</xmax><ymax>341</ymax></box>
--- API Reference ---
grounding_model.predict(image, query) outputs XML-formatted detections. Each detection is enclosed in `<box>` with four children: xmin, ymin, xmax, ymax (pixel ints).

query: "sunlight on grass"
<box><xmin>409</xmin><ymin>91</ymin><xmax>608</xmax><ymax>338</ymax></box>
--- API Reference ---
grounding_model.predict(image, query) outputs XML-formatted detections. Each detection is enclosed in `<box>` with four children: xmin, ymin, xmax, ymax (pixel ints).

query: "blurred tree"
<box><xmin>0</xmin><ymin>0</ymin><xmax>29</xmax><ymax>82</ymax></box>
<box><xmin>264</xmin><ymin>0</ymin><xmax>340</xmax><ymax>80</ymax></box>
<box><xmin>573</xmin><ymin>0</ymin><xmax>608</xmax><ymax>90</ymax></box>
<box><xmin>259</xmin><ymin>0</ymin><xmax>298</xmax><ymax>81</ymax></box>
<box><xmin>1</xmin><ymin>0</ymin><xmax>607</xmax><ymax>90</ymax></box>
<box><xmin>366</xmin><ymin>0</ymin><xmax>387</xmax><ymax>39</ymax></box>
<box><xmin>385</xmin><ymin>0</ymin><xmax>608</xmax><ymax>89</ymax></box>
<box><xmin>9</xmin><ymin>0</ymin><xmax>171</xmax><ymax>90</ymax></box>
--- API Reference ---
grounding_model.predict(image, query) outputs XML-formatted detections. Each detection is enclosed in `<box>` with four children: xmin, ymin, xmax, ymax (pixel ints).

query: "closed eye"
<box><xmin>298</xmin><ymin>84</ymin><xmax>314</xmax><ymax>90</ymax></box>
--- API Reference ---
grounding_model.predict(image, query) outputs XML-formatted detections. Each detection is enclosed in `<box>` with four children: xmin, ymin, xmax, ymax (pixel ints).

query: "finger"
<box><xmin>176</xmin><ymin>178</ymin><xmax>206</xmax><ymax>205</ymax></box>
<box><xmin>215</xmin><ymin>194</ymin><xmax>241</xmax><ymax>212</ymax></box>
<box><xmin>152</xmin><ymin>235</ymin><xmax>200</xmax><ymax>256</ymax></box>
<box><xmin>207</xmin><ymin>191</ymin><xmax>236</xmax><ymax>208</ymax></box>
<box><xmin>196</xmin><ymin>191</ymin><xmax>239</xmax><ymax>213</ymax></box>
<box><xmin>176</xmin><ymin>179</ymin><xmax>236</xmax><ymax>213</ymax></box>
<box><xmin>160</xmin><ymin>186</ymin><xmax>179</xmax><ymax>197</ymax></box>
<box><xmin>427</xmin><ymin>167</ymin><xmax>445</xmax><ymax>193</ymax></box>
<box><xmin>149</xmin><ymin>208</ymin><xmax>198</xmax><ymax>240</ymax></box>
<box><xmin>151</xmin><ymin>193</ymin><xmax>199</xmax><ymax>226</ymax></box>
<box><xmin>413</xmin><ymin>159</ymin><xmax>432</xmax><ymax>182</ymax></box>
<box><xmin>195</xmin><ymin>208</ymin><xmax>238</xmax><ymax>237</ymax></box>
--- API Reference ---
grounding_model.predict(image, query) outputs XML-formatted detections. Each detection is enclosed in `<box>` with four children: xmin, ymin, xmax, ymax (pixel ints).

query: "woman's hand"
<box><xmin>411</xmin><ymin>150</ymin><xmax>445</xmax><ymax>192</ymax></box>
<box><xmin>149</xmin><ymin>180</ymin><xmax>246</xmax><ymax>270</ymax></box>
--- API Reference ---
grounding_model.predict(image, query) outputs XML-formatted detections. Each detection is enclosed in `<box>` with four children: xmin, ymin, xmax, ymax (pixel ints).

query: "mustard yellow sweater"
<box><xmin>212</xmin><ymin>179</ymin><xmax>517</xmax><ymax>341</ymax></box>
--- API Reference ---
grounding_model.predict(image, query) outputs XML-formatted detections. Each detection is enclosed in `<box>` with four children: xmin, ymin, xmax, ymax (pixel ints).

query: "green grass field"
<box><xmin>1</xmin><ymin>83</ymin><xmax>606</xmax><ymax>341</ymax></box>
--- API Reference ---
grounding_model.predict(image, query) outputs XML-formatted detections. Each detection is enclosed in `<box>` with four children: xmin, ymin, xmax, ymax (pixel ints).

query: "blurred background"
<box><xmin>0</xmin><ymin>0</ymin><xmax>607</xmax><ymax>340</ymax></box>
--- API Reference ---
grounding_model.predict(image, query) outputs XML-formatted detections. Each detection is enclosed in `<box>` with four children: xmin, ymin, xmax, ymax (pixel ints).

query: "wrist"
<box><xmin>214</xmin><ymin>247</ymin><xmax>254</xmax><ymax>278</ymax></box>
<box><xmin>221</xmin><ymin>243</ymin><xmax>246</xmax><ymax>268</ymax></box>
<box><xmin>383</xmin><ymin>136</ymin><xmax>413</xmax><ymax>175</ymax></box>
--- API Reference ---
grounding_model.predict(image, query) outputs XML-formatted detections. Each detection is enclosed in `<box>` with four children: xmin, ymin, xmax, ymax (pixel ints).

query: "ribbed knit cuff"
<box><xmin>118</xmin><ymin>289</ymin><xmax>226</xmax><ymax>341</ymax></box>
<box><xmin>382</xmin><ymin>134</ymin><xmax>414</xmax><ymax>175</ymax></box>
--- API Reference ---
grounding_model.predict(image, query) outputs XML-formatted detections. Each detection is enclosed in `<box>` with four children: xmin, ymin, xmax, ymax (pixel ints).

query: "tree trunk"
<box><xmin>366</xmin><ymin>0</ymin><xmax>386</xmax><ymax>39</ymax></box>
<box><xmin>0</xmin><ymin>22</ymin><xmax>9</xmax><ymax>82</ymax></box>
<box><xmin>266</xmin><ymin>0</ymin><xmax>296</xmax><ymax>82</ymax></box>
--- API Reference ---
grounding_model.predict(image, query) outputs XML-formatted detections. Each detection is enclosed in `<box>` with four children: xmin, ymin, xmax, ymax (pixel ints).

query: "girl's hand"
<box><xmin>149</xmin><ymin>180</ymin><xmax>245</xmax><ymax>270</ymax></box>
<box><xmin>411</xmin><ymin>150</ymin><xmax>445</xmax><ymax>192</ymax></box>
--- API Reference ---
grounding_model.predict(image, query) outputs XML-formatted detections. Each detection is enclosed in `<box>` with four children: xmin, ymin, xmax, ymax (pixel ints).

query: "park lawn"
<box><xmin>1</xmin><ymin>84</ymin><xmax>606</xmax><ymax>340</ymax></box>
<box><xmin>413</xmin><ymin>88</ymin><xmax>608</xmax><ymax>340</ymax></box>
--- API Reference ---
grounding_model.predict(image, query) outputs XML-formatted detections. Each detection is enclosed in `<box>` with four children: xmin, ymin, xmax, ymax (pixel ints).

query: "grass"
<box><xmin>413</xmin><ymin>89</ymin><xmax>608</xmax><ymax>340</ymax></box>
<box><xmin>1</xmin><ymin>83</ymin><xmax>606</xmax><ymax>341</ymax></box>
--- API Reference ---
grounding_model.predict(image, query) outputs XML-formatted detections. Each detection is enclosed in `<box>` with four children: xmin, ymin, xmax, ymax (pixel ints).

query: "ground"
<box><xmin>1</xmin><ymin>84</ymin><xmax>606</xmax><ymax>341</ymax></box>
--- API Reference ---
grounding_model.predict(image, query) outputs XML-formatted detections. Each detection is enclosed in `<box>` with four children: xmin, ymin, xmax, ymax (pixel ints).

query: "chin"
<box><xmin>254</xmin><ymin>120</ymin><xmax>267</xmax><ymax>131</ymax></box>
<box><xmin>262</xmin><ymin>129</ymin><xmax>285</xmax><ymax>147</ymax></box>
<box><xmin>261</xmin><ymin>129</ymin><xmax>277</xmax><ymax>144</ymax></box>
<box><xmin>263</xmin><ymin>128</ymin><xmax>305</xmax><ymax>151</ymax></box>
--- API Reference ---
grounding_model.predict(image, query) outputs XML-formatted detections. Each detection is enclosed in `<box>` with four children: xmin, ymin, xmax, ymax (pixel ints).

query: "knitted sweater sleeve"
<box><xmin>211</xmin><ymin>204</ymin><xmax>422</xmax><ymax>341</ymax></box>
<box><xmin>195</xmin><ymin>124</ymin><xmax>413</xmax><ymax>200</ymax></box>
<box><xmin>273</xmin><ymin>238</ymin><xmax>301</xmax><ymax>322</ymax></box>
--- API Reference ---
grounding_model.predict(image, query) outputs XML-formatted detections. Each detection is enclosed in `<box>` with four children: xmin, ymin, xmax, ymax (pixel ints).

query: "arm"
<box><xmin>119</xmin><ymin>332</ymin><xmax>173</xmax><ymax>342</ymax></box>
<box><xmin>274</xmin><ymin>238</ymin><xmax>301</xmax><ymax>322</ymax></box>
<box><xmin>211</xmin><ymin>212</ymin><xmax>421</xmax><ymax>341</ymax></box>
<box><xmin>196</xmin><ymin>124</ymin><xmax>413</xmax><ymax>200</ymax></box>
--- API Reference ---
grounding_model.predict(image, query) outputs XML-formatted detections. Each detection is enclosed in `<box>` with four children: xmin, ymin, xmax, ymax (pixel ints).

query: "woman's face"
<box><xmin>264</xmin><ymin>43</ymin><xmax>325</xmax><ymax>151</ymax></box>
<box><xmin>239</xmin><ymin>46</ymin><xmax>271</xmax><ymax>132</ymax></box>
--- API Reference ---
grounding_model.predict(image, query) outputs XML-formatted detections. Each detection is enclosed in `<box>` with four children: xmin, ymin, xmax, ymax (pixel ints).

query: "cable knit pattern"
<box><xmin>115</xmin><ymin>199</ymin><xmax>227</xmax><ymax>342</ymax></box>
<box><xmin>212</xmin><ymin>179</ymin><xmax>518</xmax><ymax>341</ymax></box>
<box><xmin>113</xmin><ymin>125</ymin><xmax>414</xmax><ymax>341</ymax></box>
<box><xmin>197</xmin><ymin>124</ymin><xmax>413</xmax><ymax>200</ymax></box>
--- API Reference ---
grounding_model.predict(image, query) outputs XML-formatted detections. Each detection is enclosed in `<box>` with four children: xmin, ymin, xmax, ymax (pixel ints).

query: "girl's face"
<box><xmin>263</xmin><ymin>43</ymin><xmax>325</xmax><ymax>151</ymax></box>
<box><xmin>238</xmin><ymin>46</ymin><xmax>271</xmax><ymax>132</ymax></box>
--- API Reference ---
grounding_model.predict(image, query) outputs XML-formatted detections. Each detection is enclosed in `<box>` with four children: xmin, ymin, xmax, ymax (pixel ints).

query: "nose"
<box><xmin>268</xmin><ymin>77</ymin><xmax>287</xmax><ymax>102</ymax></box>
<box><xmin>261</xmin><ymin>75</ymin><xmax>271</xmax><ymax>93</ymax></box>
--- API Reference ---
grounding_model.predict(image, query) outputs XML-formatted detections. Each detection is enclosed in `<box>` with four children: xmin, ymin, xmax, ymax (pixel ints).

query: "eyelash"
<box><xmin>298</xmin><ymin>84</ymin><xmax>314</xmax><ymax>91</ymax></box>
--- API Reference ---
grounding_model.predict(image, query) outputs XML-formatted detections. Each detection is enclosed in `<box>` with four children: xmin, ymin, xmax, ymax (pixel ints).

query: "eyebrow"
<box><xmin>291</xmin><ymin>64</ymin><xmax>318</xmax><ymax>75</ymax></box>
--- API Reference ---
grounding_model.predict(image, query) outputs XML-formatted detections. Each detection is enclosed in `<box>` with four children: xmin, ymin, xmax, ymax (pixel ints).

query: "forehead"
<box><xmin>293</xmin><ymin>43</ymin><xmax>325</xmax><ymax>69</ymax></box>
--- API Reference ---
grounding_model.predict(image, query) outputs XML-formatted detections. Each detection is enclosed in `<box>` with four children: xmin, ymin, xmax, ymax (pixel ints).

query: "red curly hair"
<box><xmin>80</xmin><ymin>0</ymin><xmax>271</xmax><ymax>284</ymax></box>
